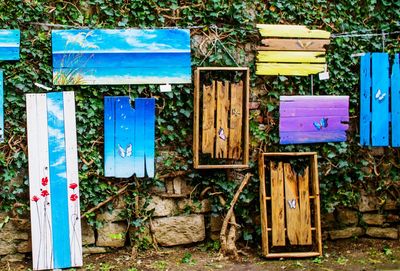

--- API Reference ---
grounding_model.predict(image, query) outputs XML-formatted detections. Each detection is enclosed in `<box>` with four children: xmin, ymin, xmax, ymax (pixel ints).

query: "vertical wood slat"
<box><xmin>243</xmin><ymin>69</ymin><xmax>250</xmax><ymax>166</ymax></box>
<box><xmin>391</xmin><ymin>54</ymin><xmax>400</xmax><ymax>147</ymax></box>
<box><xmin>298</xmin><ymin>167</ymin><xmax>312</xmax><ymax>245</ymax></box>
<box><xmin>0</xmin><ymin>71</ymin><xmax>3</xmax><ymax>142</ymax></box>
<box><xmin>371</xmin><ymin>53</ymin><xmax>389</xmax><ymax>146</ymax></box>
<box><xmin>311</xmin><ymin>154</ymin><xmax>322</xmax><ymax>256</ymax></box>
<box><xmin>104</xmin><ymin>97</ymin><xmax>115</xmax><ymax>177</ymax></box>
<box><xmin>144</xmin><ymin>98</ymin><xmax>156</xmax><ymax>177</ymax></box>
<box><xmin>360</xmin><ymin>53</ymin><xmax>371</xmax><ymax>146</ymax></box>
<box><xmin>133</xmin><ymin>99</ymin><xmax>145</xmax><ymax>178</ymax></box>
<box><xmin>270</xmin><ymin>161</ymin><xmax>285</xmax><ymax>246</ymax></box>
<box><xmin>216</xmin><ymin>81</ymin><xmax>229</xmax><ymax>158</ymax></box>
<box><xmin>259</xmin><ymin>154</ymin><xmax>269</xmax><ymax>256</ymax></box>
<box><xmin>193</xmin><ymin>69</ymin><xmax>200</xmax><ymax>168</ymax></box>
<box><xmin>284</xmin><ymin>163</ymin><xmax>301</xmax><ymax>245</ymax></box>
<box><xmin>201</xmin><ymin>81</ymin><xmax>216</xmax><ymax>157</ymax></box>
<box><xmin>228</xmin><ymin>81</ymin><xmax>243</xmax><ymax>159</ymax></box>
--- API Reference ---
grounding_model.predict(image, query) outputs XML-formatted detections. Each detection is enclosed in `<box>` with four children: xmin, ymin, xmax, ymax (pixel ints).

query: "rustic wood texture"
<box><xmin>193</xmin><ymin>69</ymin><xmax>200</xmax><ymax>168</ymax></box>
<box><xmin>259</xmin><ymin>154</ymin><xmax>269</xmax><ymax>256</ymax></box>
<box><xmin>228</xmin><ymin>81</ymin><xmax>243</xmax><ymax>159</ymax></box>
<box><xmin>298</xmin><ymin>167</ymin><xmax>312</xmax><ymax>245</ymax></box>
<box><xmin>256</xmin><ymin>24</ymin><xmax>331</xmax><ymax>39</ymax></box>
<box><xmin>284</xmin><ymin>163</ymin><xmax>301</xmax><ymax>245</ymax></box>
<box><xmin>256</xmin><ymin>63</ymin><xmax>325</xmax><ymax>76</ymax></box>
<box><xmin>257</xmin><ymin>51</ymin><xmax>326</xmax><ymax>63</ymax></box>
<box><xmin>311</xmin><ymin>154</ymin><xmax>323</xmax><ymax>256</ymax></box>
<box><xmin>216</xmin><ymin>81</ymin><xmax>229</xmax><ymax>158</ymax></box>
<box><xmin>270</xmin><ymin>161</ymin><xmax>285</xmax><ymax>246</ymax></box>
<box><xmin>201</xmin><ymin>82</ymin><xmax>216</xmax><ymax>157</ymax></box>
<box><xmin>260</xmin><ymin>38</ymin><xmax>329</xmax><ymax>51</ymax></box>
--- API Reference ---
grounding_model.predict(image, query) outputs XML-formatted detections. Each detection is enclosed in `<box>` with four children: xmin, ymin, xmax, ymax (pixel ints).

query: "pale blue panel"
<box><xmin>0</xmin><ymin>30</ymin><xmax>20</xmax><ymax>60</ymax></box>
<box><xmin>104</xmin><ymin>97</ymin><xmax>115</xmax><ymax>176</ymax></box>
<box><xmin>143</xmin><ymin>98</ymin><xmax>155</xmax><ymax>177</ymax></box>
<box><xmin>133</xmin><ymin>99</ymin><xmax>145</xmax><ymax>178</ymax></box>
<box><xmin>0</xmin><ymin>71</ymin><xmax>3</xmax><ymax>142</ymax></box>
<box><xmin>392</xmin><ymin>54</ymin><xmax>400</xmax><ymax>147</ymax></box>
<box><xmin>360</xmin><ymin>53</ymin><xmax>371</xmax><ymax>146</ymax></box>
<box><xmin>371</xmin><ymin>53</ymin><xmax>389</xmax><ymax>146</ymax></box>
<box><xmin>47</xmin><ymin>92</ymin><xmax>71</xmax><ymax>268</ymax></box>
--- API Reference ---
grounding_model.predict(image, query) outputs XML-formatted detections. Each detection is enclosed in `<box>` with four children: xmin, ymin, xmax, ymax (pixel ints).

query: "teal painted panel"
<box><xmin>104</xmin><ymin>97</ymin><xmax>115</xmax><ymax>176</ymax></box>
<box><xmin>371</xmin><ymin>53</ymin><xmax>389</xmax><ymax>146</ymax></box>
<box><xmin>392</xmin><ymin>54</ymin><xmax>400</xmax><ymax>147</ymax></box>
<box><xmin>360</xmin><ymin>53</ymin><xmax>371</xmax><ymax>146</ymax></box>
<box><xmin>0</xmin><ymin>30</ymin><xmax>20</xmax><ymax>60</ymax></box>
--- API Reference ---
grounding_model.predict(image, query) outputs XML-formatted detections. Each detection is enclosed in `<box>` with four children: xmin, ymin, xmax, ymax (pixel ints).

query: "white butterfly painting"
<box><xmin>287</xmin><ymin>199</ymin><xmax>296</xmax><ymax>209</ymax></box>
<box><xmin>117</xmin><ymin>143</ymin><xmax>132</xmax><ymax>158</ymax></box>
<box><xmin>218</xmin><ymin>127</ymin><xmax>227</xmax><ymax>141</ymax></box>
<box><xmin>375</xmin><ymin>89</ymin><xmax>386</xmax><ymax>101</ymax></box>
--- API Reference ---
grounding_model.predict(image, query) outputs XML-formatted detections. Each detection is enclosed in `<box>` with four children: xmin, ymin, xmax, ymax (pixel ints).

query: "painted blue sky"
<box><xmin>0</xmin><ymin>30</ymin><xmax>20</xmax><ymax>47</ymax></box>
<box><xmin>52</xmin><ymin>29</ymin><xmax>190</xmax><ymax>53</ymax></box>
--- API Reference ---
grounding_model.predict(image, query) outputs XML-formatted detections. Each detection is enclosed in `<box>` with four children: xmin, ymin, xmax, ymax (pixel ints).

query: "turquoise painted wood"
<box><xmin>0</xmin><ymin>71</ymin><xmax>3</xmax><ymax>142</ymax></box>
<box><xmin>371</xmin><ymin>53</ymin><xmax>389</xmax><ymax>146</ymax></box>
<box><xmin>144</xmin><ymin>99</ymin><xmax>155</xmax><ymax>177</ymax></box>
<box><xmin>360</xmin><ymin>53</ymin><xmax>371</xmax><ymax>146</ymax></box>
<box><xmin>0</xmin><ymin>30</ymin><xmax>20</xmax><ymax>60</ymax></box>
<box><xmin>134</xmin><ymin>100</ymin><xmax>145</xmax><ymax>177</ymax></box>
<box><xmin>392</xmin><ymin>54</ymin><xmax>400</xmax><ymax>147</ymax></box>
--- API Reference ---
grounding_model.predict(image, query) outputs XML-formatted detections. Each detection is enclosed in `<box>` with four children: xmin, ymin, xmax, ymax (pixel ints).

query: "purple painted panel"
<box><xmin>279</xmin><ymin>95</ymin><xmax>349</xmax><ymax>144</ymax></box>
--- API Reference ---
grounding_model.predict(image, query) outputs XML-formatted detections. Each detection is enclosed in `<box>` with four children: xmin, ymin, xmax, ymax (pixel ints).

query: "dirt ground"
<box><xmin>2</xmin><ymin>238</ymin><xmax>400</xmax><ymax>271</ymax></box>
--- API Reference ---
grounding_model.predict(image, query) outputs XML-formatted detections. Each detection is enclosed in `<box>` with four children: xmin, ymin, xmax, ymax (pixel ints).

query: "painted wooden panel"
<box><xmin>0</xmin><ymin>71</ymin><xmax>3</xmax><ymax>142</ymax></box>
<box><xmin>256</xmin><ymin>63</ymin><xmax>325</xmax><ymax>76</ymax></box>
<box><xmin>270</xmin><ymin>161</ymin><xmax>285</xmax><ymax>246</ymax></box>
<box><xmin>52</xmin><ymin>29</ymin><xmax>191</xmax><ymax>85</ymax></box>
<box><xmin>26</xmin><ymin>92</ymin><xmax>82</xmax><ymax>270</ymax></box>
<box><xmin>298</xmin><ymin>167</ymin><xmax>312</xmax><ymax>245</ymax></box>
<box><xmin>202</xmin><ymin>83</ymin><xmax>215</xmax><ymax>157</ymax></box>
<box><xmin>392</xmin><ymin>54</ymin><xmax>400</xmax><ymax>147</ymax></box>
<box><xmin>104</xmin><ymin>97</ymin><xmax>155</xmax><ymax>178</ymax></box>
<box><xmin>284</xmin><ymin>163</ymin><xmax>301</xmax><ymax>245</ymax></box>
<box><xmin>257</xmin><ymin>24</ymin><xmax>331</xmax><ymax>39</ymax></box>
<box><xmin>0</xmin><ymin>30</ymin><xmax>20</xmax><ymax>60</ymax></box>
<box><xmin>257</xmin><ymin>51</ymin><xmax>326</xmax><ymax>63</ymax></box>
<box><xmin>360</xmin><ymin>53</ymin><xmax>400</xmax><ymax>147</ymax></box>
<box><xmin>260</xmin><ymin>39</ymin><xmax>329</xmax><ymax>51</ymax></box>
<box><xmin>279</xmin><ymin>96</ymin><xmax>349</xmax><ymax>144</ymax></box>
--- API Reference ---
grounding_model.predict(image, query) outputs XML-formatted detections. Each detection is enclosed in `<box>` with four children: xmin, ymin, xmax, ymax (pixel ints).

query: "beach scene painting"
<box><xmin>26</xmin><ymin>92</ymin><xmax>82</xmax><ymax>270</ymax></box>
<box><xmin>104</xmin><ymin>97</ymin><xmax>155</xmax><ymax>178</ymax></box>
<box><xmin>0</xmin><ymin>29</ymin><xmax>20</xmax><ymax>60</ymax></box>
<box><xmin>52</xmin><ymin>29</ymin><xmax>191</xmax><ymax>85</ymax></box>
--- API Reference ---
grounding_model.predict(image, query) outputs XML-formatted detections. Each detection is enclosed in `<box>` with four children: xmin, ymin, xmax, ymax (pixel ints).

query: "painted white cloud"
<box><xmin>51</xmin><ymin>156</ymin><xmax>66</xmax><ymax>167</ymax></box>
<box><xmin>47</xmin><ymin>98</ymin><xmax>64</xmax><ymax>121</ymax></box>
<box><xmin>57</xmin><ymin>172</ymin><xmax>67</xmax><ymax>179</ymax></box>
<box><xmin>58</xmin><ymin>31</ymin><xmax>99</xmax><ymax>50</ymax></box>
<box><xmin>48</xmin><ymin>126</ymin><xmax>65</xmax><ymax>140</ymax></box>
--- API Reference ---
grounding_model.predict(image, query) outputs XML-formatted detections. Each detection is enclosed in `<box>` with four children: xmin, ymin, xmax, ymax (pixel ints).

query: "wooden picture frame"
<box><xmin>193</xmin><ymin>67</ymin><xmax>250</xmax><ymax>169</ymax></box>
<box><xmin>259</xmin><ymin>152</ymin><xmax>322</xmax><ymax>258</ymax></box>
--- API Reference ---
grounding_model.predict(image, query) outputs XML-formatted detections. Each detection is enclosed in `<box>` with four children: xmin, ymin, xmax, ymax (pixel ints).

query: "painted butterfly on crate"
<box><xmin>313</xmin><ymin>118</ymin><xmax>328</xmax><ymax>131</ymax></box>
<box><xmin>117</xmin><ymin>143</ymin><xmax>132</xmax><ymax>158</ymax></box>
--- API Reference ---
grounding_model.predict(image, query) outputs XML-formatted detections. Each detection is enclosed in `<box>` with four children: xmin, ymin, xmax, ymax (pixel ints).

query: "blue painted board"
<box><xmin>360</xmin><ymin>53</ymin><xmax>371</xmax><ymax>146</ymax></box>
<box><xmin>371</xmin><ymin>53</ymin><xmax>389</xmax><ymax>146</ymax></box>
<box><xmin>52</xmin><ymin>29</ymin><xmax>191</xmax><ymax>85</ymax></box>
<box><xmin>104</xmin><ymin>97</ymin><xmax>155</xmax><ymax>178</ymax></box>
<box><xmin>0</xmin><ymin>30</ymin><xmax>20</xmax><ymax>60</ymax></box>
<box><xmin>392</xmin><ymin>54</ymin><xmax>400</xmax><ymax>147</ymax></box>
<box><xmin>0</xmin><ymin>71</ymin><xmax>3</xmax><ymax>142</ymax></box>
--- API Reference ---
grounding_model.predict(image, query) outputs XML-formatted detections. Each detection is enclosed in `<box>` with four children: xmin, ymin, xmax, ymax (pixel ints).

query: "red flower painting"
<box><xmin>69</xmin><ymin>183</ymin><xmax>78</xmax><ymax>190</ymax></box>
<box><xmin>70</xmin><ymin>194</ymin><xmax>78</xmax><ymax>201</ymax></box>
<box><xmin>41</xmin><ymin>190</ymin><xmax>49</xmax><ymax>197</ymax></box>
<box><xmin>32</xmin><ymin>195</ymin><xmax>40</xmax><ymax>202</ymax></box>
<box><xmin>41</xmin><ymin>177</ymin><xmax>48</xmax><ymax>186</ymax></box>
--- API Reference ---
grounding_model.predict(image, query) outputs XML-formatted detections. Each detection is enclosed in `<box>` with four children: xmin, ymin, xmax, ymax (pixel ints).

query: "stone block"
<box><xmin>329</xmin><ymin>227</ymin><xmax>365</xmax><ymax>240</ymax></box>
<box><xmin>0</xmin><ymin>253</ymin><xmax>25</xmax><ymax>262</ymax></box>
<box><xmin>96</xmin><ymin>209</ymin><xmax>124</xmax><ymax>222</ymax></box>
<box><xmin>81</xmin><ymin>219</ymin><xmax>95</xmax><ymax>245</ymax></box>
<box><xmin>83</xmin><ymin>246</ymin><xmax>108</xmax><ymax>254</ymax></box>
<box><xmin>386</xmin><ymin>214</ymin><xmax>400</xmax><ymax>223</ymax></box>
<box><xmin>321</xmin><ymin>212</ymin><xmax>336</xmax><ymax>229</ymax></box>
<box><xmin>0</xmin><ymin>240</ymin><xmax>17</xmax><ymax>256</ymax></box>
<box><xmin>362</xmin><ymin>213</ymin><xmax>385</xmax><ymax>226</ymax></box>
<box><xmin>17</xmin><ymin>240</ymin><xmax>31</xmax><ymax>253</ymax></box>
<box><xmin>152</xmin><ymin>214</ymin><xmax>205</xmax><ymax>246</ymax></box>
<box><xmin>177</xmin><ymin>199</ymin><xmax>211</xmax><ymax>214</ymax></box>
<box><xmin>336</xmin><ymin>208</ymin><xmax>358</xmax><ymax>226</ymax></box>
<box><xmin>143</xmin><ymin>195</ymin><xmax>177</xmax><ymax>217</ymax></box>
<box><xmin>366</xmin><ymin>227</ymin><xmax>398</xmax><ymax>239</ymax></box>
<box><xmin>0</xmin><ymin>221</ymin><xmax>29</xmax><ymax>241</ymax></box>
<box><xmin>210</xmin><ymin>215</ymin><xmax>223</xmax><ymax>232</ymax></box>
<box><xmin>96</xmin><ymin>222</ymin><xmax>127</xmax><ymax>247</ymax></box>
<box><xmin>357</xmin><ymin>193</ymin><xmax>380</xmax><ymax>212</ymax></box>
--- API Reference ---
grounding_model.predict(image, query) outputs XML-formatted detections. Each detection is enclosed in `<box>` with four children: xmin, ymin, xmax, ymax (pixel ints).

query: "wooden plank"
<box><xmin>280</xmin><ymin>116</ymin><xmax>349</xmax><ymax>132</ymax></box>
<box><xmin>310</xmin><ymin>154</ymin><xmax>322</xmax><ymax>256</ymax></box>
<box><xmin>0</xmin><ymin>29</ymin><xmax>20</xmax><ymax>60</ymax></box>
<box><xmin>265</xmin><ymin>252</ymin><xmax>321</xmax><ymax>258</ymax></box>
<box><xmin>270</xmin><ymin>161</ymin><xmax>285</xmax><ymax>246</ymax></box>
<box><xmin>104</xmin><ymin>97</ymin><xmax>115</xmax><ymax>177</ymax></box>
<box><xmin>391</xmin><ymin>54</ymin><xmax>400</xmax><ymax>147</ymax></box>
<box><xmin>281</xmin><ymin>107</ymin><xmax>348</xmax><ymax>117</ymax></box>
<box><xmin>52</xmin><ymin>29</ymin><xmax>191</xmax><ymax>85</ymax></box>
<box><xmin>280</xmin><ymin>95</ymin><xmax>349</xmax><ymax>104</ymax></box>
<box><xmin>26</xmin><ymin>94</ymin><xmax>54</xmax><ymax>270</ymax></box>
<box><xmin>256</xmin><ymin>24</ymin><xmax>331</xmax><ymax>39</ymax></box>
<box><xmin>258</xmin><ymin>154</ymin><xmax>269</xmax><ymax>256</ymax></box>
<box><xmin>371</xmin><ymin>53</ymin><xmax>389</xmax><ymax>146</ymax></box>
<box><xmin>284</xmin><ymin>163</ymin><xmax>301</xmax><ymax>245</ymax></box>
<box><xmin>360</xmin><ymin>53</ymin><xmax>371</xmax><ymax>146</ymax></box>
<box><xmin>298</xmin><ymin>167</ymin><xmax>312</xmax><ymax>245</ymax></box>
<box><xmin>201</xmin><ymin>82</ymin><xmax>216</xmax><ymax>156</ymax></box>
<box><xmin>143</xmin><ymin>98</ymin><xmax>156</xmax><ymax>177</ymax></box>
<box><xmin>260</xmin><ymin>38</ymin><xmax>329</xmax><ymax>51</ymax></box>
<box><xmin>134</xmin><ymin>99</ymin><xmax>146</xmax><ymax>177</ymax></box>
<box><xmin>0</xmin><ymin>71</ymin><xmax>3</xmax><ymax>142</ymax></box>
<box><xmin>257</xmin><ymin>51</ymin><xmax>326</xmax><ymax>63</ymax></box>
<box><xmin>256</xmin><ymin>63</ymin><xmax>325</xmax><ymax>76</ymax></box>
<box><xmin>280</xmin><ymin>131</ymin><xmax>347</xmax><ymax>144</ymax></box>
<box><xmin>242</xmin><ymin>68</ymin><xmax>250</xmax><ymax>166</ymax></box>
<box><xmin>215</xmin><ymin>81</ymin><xmax>229</xmax><ymax>158</ymax></box>
<box><xmin>63</xmin><ymin>92</ymin><xmax>83</xmax><ymax>267</ymax></box>
<box><xmin>228</xmin><ymin>81</ymin><xmax>243</xmax><ymax>159</ymax></box>
<box><xmin>193</xmin><ymin>69</ymin><xmax>200</xmax><ymax>168</ymax></box>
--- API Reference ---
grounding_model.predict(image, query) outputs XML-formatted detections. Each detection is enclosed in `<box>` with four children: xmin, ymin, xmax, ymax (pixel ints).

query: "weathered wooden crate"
<box><xmin>360</xmin><ymin>53</ymin><xmax>400</xmax><ymax>147</ymax></box>
<box><xmin>259</xmin><ymin>152</ymin><xmax>322</xmax><ymax>258</ymax></box>
<box><xmin>193</xmin><ymin>67</ymin><xmax>249</xmax><ymax>169</ymax></box>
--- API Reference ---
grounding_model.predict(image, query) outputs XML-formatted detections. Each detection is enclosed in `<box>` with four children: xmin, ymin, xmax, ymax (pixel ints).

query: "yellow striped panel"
<box><xmin>257</xmin><ymin>51</ymin><xmax>326</xmax><ymax>63</ymax></box>
<box><xmin>256</xmin><ymin>63</ymin><xmax>325</xmax><ymax>76</ymax></box>
<box><xmin>256</xmin><ymin>24</ymin><xmax>331</xmax><ymax>39</ymax></box>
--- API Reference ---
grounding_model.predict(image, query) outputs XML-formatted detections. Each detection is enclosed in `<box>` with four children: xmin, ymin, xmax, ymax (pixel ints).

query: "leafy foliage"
<box><xmin>0</xmin><ymin>0</ymin><xmax>399</xmax><ymax>245</ymax></box>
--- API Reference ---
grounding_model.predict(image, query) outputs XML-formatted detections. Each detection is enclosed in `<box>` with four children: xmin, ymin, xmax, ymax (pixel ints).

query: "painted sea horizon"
<box><xmin>52</xmin><ymin>29</ymin><xmax>191</xmax><ymax>85</ymax></box>
<box><xmin>0</xmin><ymin>29</ymin><xmax>20</xmax><ymax>61</ymax></box>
